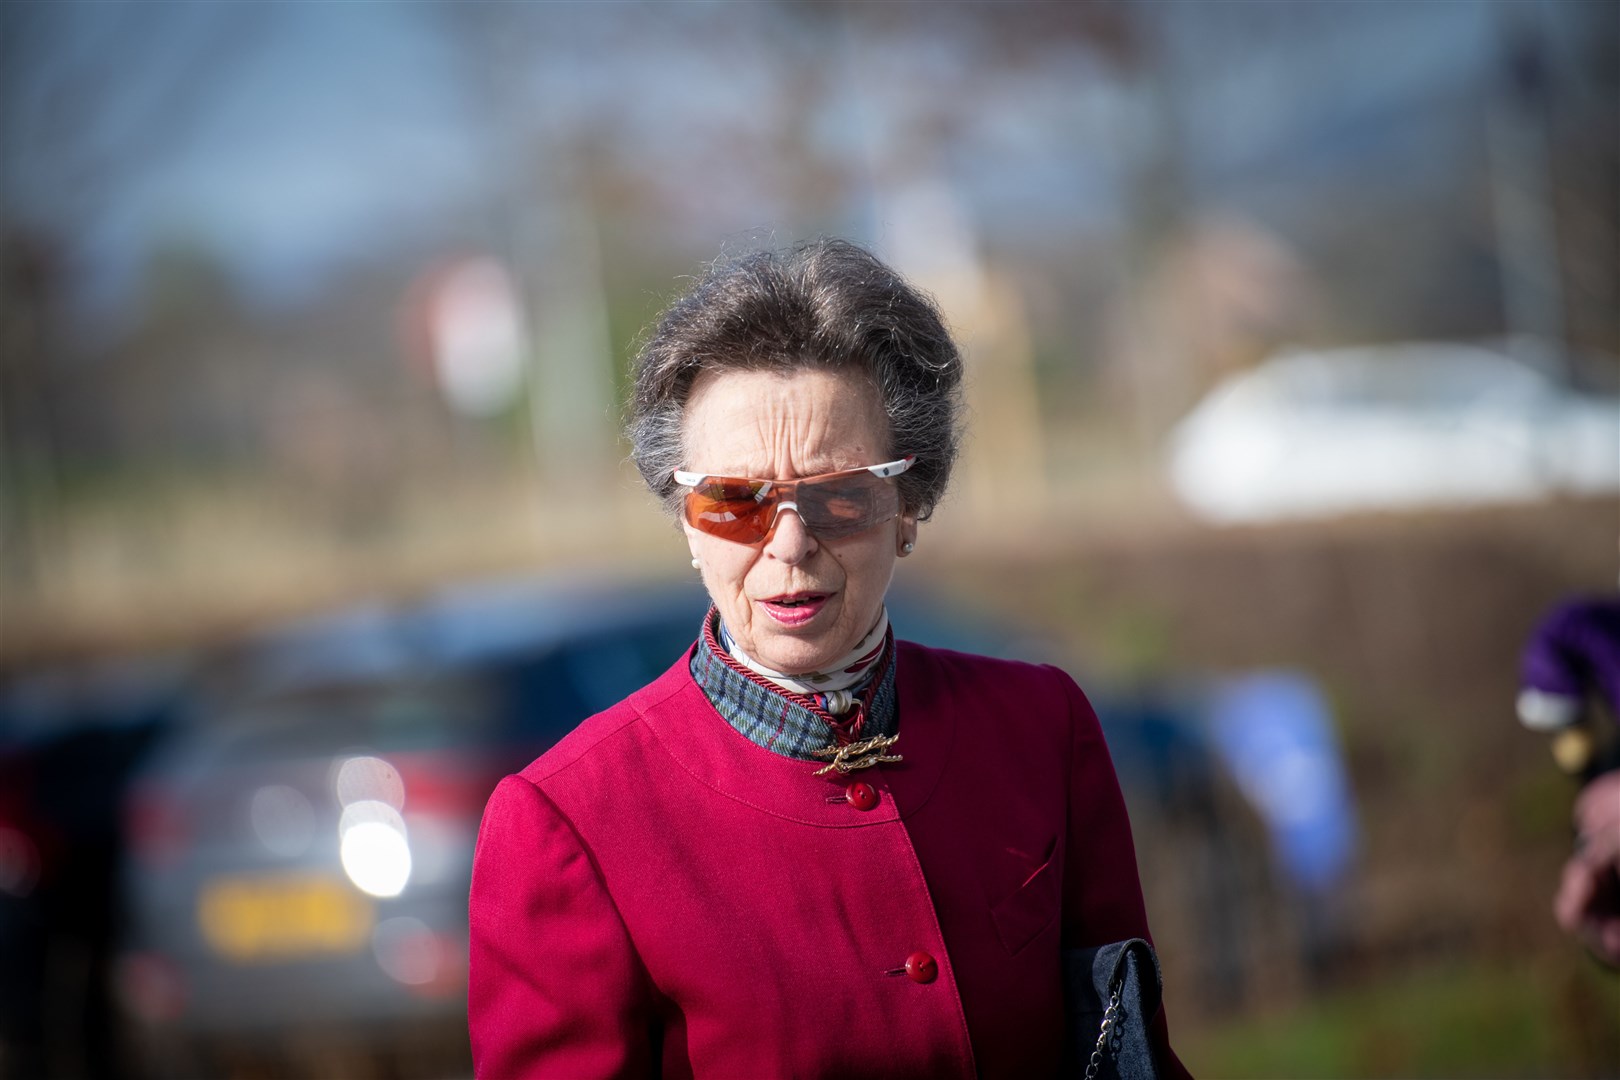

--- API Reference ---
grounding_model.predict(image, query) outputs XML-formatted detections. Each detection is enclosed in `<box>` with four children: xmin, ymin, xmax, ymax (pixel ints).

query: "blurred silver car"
<box><xmin>115</xmin><ymin>574</ymin><xmax>708</xmax><ymax>1077</ymax></box>
<box><xmin>1167</xmin><ymin>341</ymin><xmax>1620</xmax><ymax>523</ymax></box>
<box><xmin>113</xmin><ymin>574</ymin><xmax>1026</xmax><ymax>1076</ymax></box>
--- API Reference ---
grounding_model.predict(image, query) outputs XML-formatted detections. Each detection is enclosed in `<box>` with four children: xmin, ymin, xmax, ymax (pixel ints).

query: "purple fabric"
<box><xmin>1521</xmin><ymin>596</ymin><xmax>1620</xmax><ymax>717</ymax></box>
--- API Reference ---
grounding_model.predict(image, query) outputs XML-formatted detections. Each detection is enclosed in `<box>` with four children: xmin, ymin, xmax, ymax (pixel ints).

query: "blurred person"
<box><xmin>1555</xmin><ymin>770</ymin><xmax>1620</xmax><ymax>965</ymax></box>
<box><xmin>467</xmin><ymin>240</ymin><xmax>1189</xmax><ymax>1078</ymax></box>
<box><xmin>1518</xmin><ymin>595</ymin><xmax>1620</xmax><ymax>965</ymax></box>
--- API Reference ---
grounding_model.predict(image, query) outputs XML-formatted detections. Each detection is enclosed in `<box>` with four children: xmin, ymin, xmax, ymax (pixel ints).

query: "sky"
<box><xmin>2</xmin><ymin>0</ymin><xmax>1595</xmax><ymax>321</ymax></box>
<box><xmin>6</xmin><ymin>2</ymin><xmax>485</xmax><ymax>310</ymax></box>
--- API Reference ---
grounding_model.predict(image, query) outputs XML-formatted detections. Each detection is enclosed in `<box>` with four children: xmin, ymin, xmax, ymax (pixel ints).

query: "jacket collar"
<box><xmin>631</xmin><ymin>640</ymin><xmax>954</xmax><ymax>828</ymax></box>
<box><xmin>689</xmin><ymin>611</ymin><xmax>898</xmax><ymax>761</ymax></box>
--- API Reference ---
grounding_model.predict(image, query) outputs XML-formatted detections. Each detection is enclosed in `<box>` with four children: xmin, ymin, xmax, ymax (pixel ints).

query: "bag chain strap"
<box><xmin>1083</xmin><ymin>982</ymin><xmax>1124</xmax><ymax>1080</ymax></box>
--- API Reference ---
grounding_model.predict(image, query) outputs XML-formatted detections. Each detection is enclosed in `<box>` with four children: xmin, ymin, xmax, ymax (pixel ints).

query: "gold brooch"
<box><xmin>811</xmin><ymin>733</ymin><xmax>901</xmax><ymax>776</ymax></box>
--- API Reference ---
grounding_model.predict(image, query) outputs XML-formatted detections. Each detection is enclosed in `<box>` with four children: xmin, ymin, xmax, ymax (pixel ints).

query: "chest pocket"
<box><xmin>990</xmin><ymin>840</ymin><xmax>1060</xmax><ymax>956</ymax></box>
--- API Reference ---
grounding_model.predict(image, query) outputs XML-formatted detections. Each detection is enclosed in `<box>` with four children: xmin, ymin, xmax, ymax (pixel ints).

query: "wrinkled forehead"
<box><xmin>681</xmin><ymin>366</ymin><xmax>890</xmax><ymax>478</ymax></box>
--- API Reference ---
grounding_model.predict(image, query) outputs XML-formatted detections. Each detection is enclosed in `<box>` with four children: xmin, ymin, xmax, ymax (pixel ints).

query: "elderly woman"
<box><xmin>468</xmin><ymin>239</ymin><xmax>1187</xmax><ymax>1078</ymax></box>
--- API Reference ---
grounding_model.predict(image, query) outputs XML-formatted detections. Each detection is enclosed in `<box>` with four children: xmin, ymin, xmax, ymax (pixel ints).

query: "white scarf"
<box><xmin>720</xmin><ymin>608</ymin><xmax>890</xmax><ymax>714</ymax></box>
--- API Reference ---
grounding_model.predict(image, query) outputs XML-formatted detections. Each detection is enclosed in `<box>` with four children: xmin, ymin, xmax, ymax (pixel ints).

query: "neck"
<box><xmin>690</xmin><ymin>609</ymin><xmax>901</xmax><ymax>758</ymax></box>
<box><xmin>719</xmin><ymin>609</ymin><xmax>890</xmax><ymax>699</ymax></box>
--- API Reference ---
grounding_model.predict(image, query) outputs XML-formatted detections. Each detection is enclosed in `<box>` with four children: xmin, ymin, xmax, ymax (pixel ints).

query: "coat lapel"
<box><xmin>632</xmin><ymin>641</ymin><xmax>956</xmax><ymax>827</ymax></box>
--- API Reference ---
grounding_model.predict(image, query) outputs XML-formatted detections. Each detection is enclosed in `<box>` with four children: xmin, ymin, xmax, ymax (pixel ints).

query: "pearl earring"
<box><xmin>691</xmin><ymin>558</ymin><xmax>701</xmax><ymax>569</ymax></box>
<box><xmin>901</xmin><ymin>541</ymin><xmax>915</xmax><ymax>555</ymax></box>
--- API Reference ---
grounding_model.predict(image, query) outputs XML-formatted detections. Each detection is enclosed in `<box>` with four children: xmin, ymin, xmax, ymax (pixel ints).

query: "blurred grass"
<box><xmin>1181</xmin><ymin>956</ymin><xmax>1620</xmax><ymax>1079</ymax></box>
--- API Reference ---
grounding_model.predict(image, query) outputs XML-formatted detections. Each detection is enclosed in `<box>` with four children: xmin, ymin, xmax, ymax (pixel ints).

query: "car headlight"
<box><xmin>338</xmin><ymin>800</ymin><xmax>412</xmax><ymax>898</ymax></box>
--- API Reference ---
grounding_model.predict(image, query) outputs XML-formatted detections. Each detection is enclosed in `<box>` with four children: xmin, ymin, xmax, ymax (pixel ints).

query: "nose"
<box><xmin>763</xmin><ymin>502</ymin><xmax>817</xmax><ymax>564</ymax></box>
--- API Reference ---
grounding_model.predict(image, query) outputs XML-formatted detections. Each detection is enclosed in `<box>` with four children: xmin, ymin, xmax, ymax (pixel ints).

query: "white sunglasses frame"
<box><xmin>671</xmin><ymin>454</ymin><xmax>916</xmax><ymax>491</ymax></box>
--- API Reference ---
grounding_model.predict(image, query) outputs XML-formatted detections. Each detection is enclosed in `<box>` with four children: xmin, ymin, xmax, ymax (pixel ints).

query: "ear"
<box><xmin>896</xmin><ymin>513</ymin><xmax>919</xmax><ymax>556</ymax></box>
<box><xmin>682</xmin><ymin>521</ymin><xmax>703</xmax><ymax>564</ymax></box>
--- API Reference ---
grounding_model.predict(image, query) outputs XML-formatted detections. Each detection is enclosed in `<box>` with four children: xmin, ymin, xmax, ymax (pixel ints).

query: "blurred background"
<box><xmin>2</xmin><ymin>1</ymin><xmax>1618</xmax><ymax>1076</ymax></box>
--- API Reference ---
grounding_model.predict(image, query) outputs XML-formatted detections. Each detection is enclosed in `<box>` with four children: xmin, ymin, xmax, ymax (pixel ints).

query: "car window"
<box><xmin>219</xmin><ymin>679</ymin><xmax>497</xmax><ymax>755</ymax></box>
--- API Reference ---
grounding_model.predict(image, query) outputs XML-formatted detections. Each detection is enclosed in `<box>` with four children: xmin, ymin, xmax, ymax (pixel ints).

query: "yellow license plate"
<box><xmin>198</xmin><ymin>872</ymin><xmax>374</xmax><ymax>963</ymax></box>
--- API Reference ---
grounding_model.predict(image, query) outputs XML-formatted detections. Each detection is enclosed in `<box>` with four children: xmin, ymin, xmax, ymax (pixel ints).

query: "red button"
<box><xmin>846</xmin><ymin>781</ymin><xmax>879</xmax><ymax>812</ymax></box>
<box><xmin>904</xmin><ymin>951</ymin><xmax>938</xmax><ymax>984</ymax></box>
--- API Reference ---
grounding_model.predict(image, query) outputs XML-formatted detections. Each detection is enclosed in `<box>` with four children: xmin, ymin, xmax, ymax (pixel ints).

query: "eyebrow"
<box><xmin>691</xmin><ymin>460</ymin><xmax>870</xmax><ymax>481</ymax></box>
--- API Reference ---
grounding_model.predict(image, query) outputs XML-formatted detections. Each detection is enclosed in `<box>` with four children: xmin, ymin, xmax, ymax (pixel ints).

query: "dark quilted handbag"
<box><xmin>1063</xmin><ymin>937</ymin><xmax>1163</xmax><ymax>1079</ymax></box>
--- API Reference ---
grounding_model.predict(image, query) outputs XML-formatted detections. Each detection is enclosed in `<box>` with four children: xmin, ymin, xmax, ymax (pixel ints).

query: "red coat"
<box><xmin>469</xmin><ymin>641</ymin><xmax>1187</xmax><ymax>1078</ymax></box>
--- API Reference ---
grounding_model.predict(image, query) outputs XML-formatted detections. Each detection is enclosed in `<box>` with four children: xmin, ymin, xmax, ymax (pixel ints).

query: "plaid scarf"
<box><xmin>689</xmin><ymin>609</ymin><xmax>899</xmax><ymax>761</ymax></box>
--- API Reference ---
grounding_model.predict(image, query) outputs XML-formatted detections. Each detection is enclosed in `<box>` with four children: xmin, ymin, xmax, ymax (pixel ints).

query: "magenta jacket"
<box><xmin>469</xmin><ymin>641</ymin><xmax>1187</xmax><ymax>1078</ymax></box>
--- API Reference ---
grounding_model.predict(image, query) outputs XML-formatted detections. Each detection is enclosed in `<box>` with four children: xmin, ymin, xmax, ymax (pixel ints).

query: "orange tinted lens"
<box><xmin>684</xmin><ymin>481</ymin><xmax>771</xmax><ymax>543</ymax></box>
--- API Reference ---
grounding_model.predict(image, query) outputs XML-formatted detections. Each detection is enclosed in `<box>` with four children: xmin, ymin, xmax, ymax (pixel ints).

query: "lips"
<box><xmin>765</xmin><ymin>591</ymin><xmax>826</xmax><ymax>606</ymax></box>
<box><xmin>758</xmin><ymin>592</ymin><xmax>831</xmax><ymax>626</ymax></box>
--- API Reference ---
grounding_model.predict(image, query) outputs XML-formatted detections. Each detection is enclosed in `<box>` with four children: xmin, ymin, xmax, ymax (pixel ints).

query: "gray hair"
<box><xmin>627</xmin><ymin>238</ymin><xmax>965</xmax><ymax>521</ymax></box>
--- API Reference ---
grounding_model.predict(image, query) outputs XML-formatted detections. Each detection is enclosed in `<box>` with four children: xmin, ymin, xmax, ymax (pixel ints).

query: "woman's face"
<box><xmin>681</xmin><ymin>366</ymin><xmax>917</xmax><ymax>675</ymax></box>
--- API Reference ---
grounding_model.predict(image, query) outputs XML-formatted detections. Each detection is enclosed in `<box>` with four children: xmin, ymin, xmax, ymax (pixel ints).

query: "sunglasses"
<box><xmin>673</xmin><ymin>456</ymin><xmax>916</xmax><ymax>546</ymax></box>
